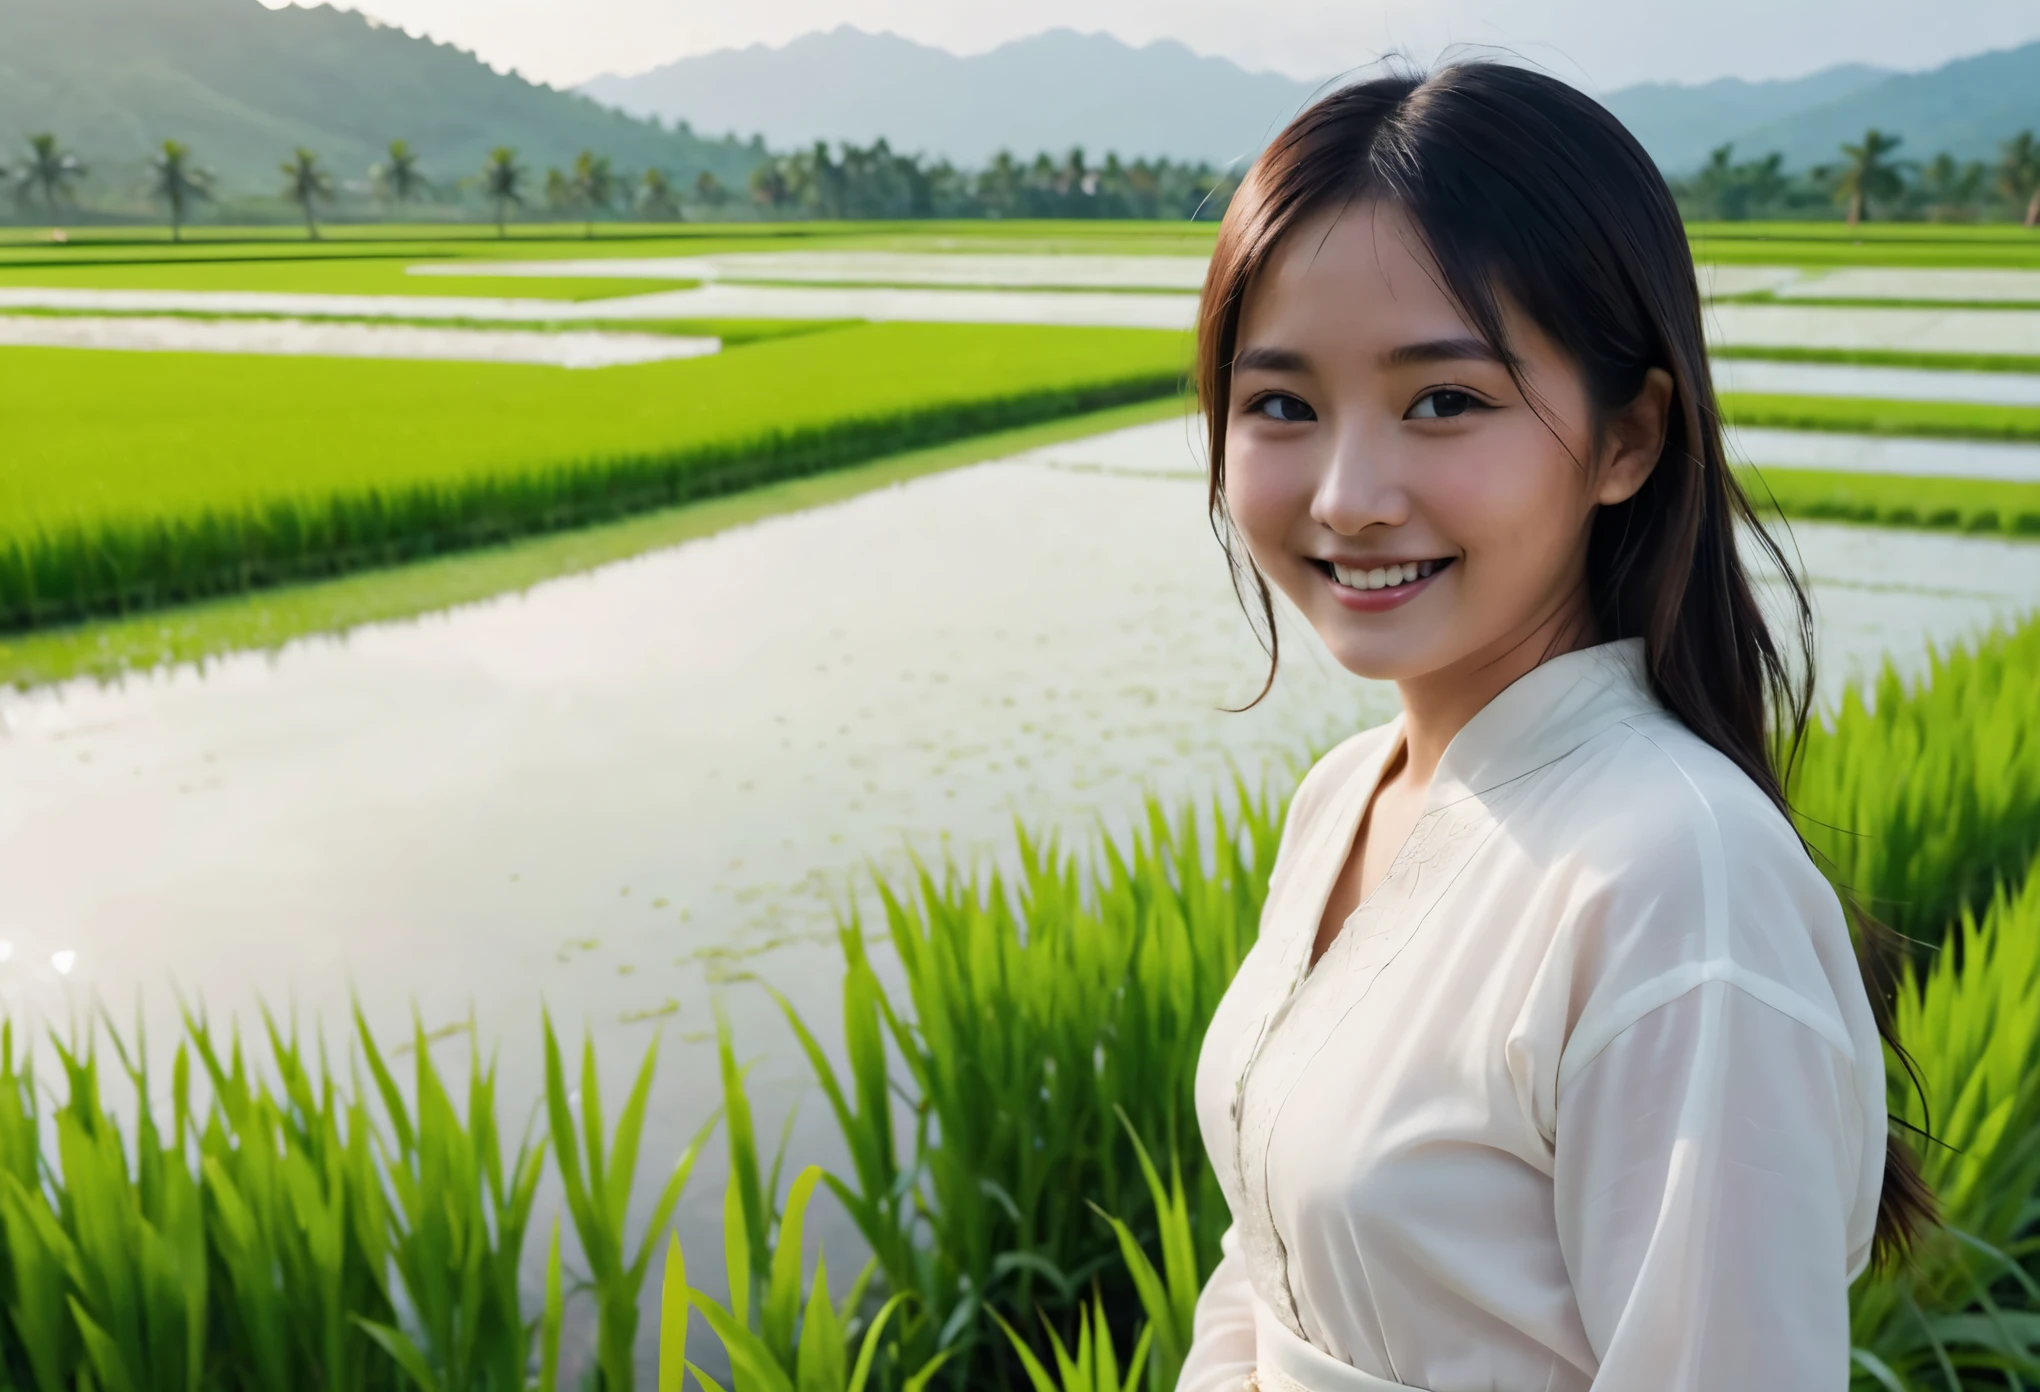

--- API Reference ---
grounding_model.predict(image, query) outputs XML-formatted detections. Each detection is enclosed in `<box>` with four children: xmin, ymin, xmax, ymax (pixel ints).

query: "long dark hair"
<box><xmin>1196</xmin><ymin>59</ymin><xmax>1934</xmax><ymax>1270</ymax></box>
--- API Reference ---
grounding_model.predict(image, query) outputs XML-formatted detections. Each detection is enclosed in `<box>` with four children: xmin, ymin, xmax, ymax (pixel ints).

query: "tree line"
<box><xmin>1673</xmin><ymin>127</ymin><xmax>2040</xmax><ymax>226</ymax></box>
<box><xmin>0</xmin><ymin>131</ymin><xmax>1238</xmax><ymax>236</ymax></box>
<box><xmin>744</xmin><ymin>140</ymin><xmax>1239</xmax><ymax>220</ymax></box>
<box><xmin>14</xmin><ymin>123</ymin><xmax>2040</xmax><ymax>235</ymax></box>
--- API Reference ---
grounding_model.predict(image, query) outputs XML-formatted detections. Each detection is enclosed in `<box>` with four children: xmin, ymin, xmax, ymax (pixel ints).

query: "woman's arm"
<box><xmin>1176</xmin><ymin>1223</ymin><xmax>1258</xmax><ymax>1392</ymax></box>
<box><xmin>1553</xmin><ymin>979</ymin><xmax>1865</xmax><ymax>1391</ymax></box>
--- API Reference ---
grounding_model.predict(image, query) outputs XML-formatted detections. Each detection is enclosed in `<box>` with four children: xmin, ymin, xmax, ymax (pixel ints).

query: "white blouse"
<box><xmin>1182</xmin><ymin>638</ymin><xmax>1886</xmax><ymax>1392</ymax></box>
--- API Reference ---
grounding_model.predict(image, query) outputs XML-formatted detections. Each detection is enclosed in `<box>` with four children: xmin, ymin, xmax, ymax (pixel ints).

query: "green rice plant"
<box><xmin>0</xmin><ymin>1021</ymin><xmax>212</xmax><ymax>1392</ymax></box>
<box><xmin>183</xmin><ymin>1006</ymin><xmax>405</xmax><ymax>1391</ymax></box>
<box><xmin>780</xmin><ymin>783</ymin><xmax>1284</xmax><ymax>1383</ymax></box>
<box><xmin>989</xmin><ymin>1301</ymin><xmax>1151</xmax><ymax>1392</ymax></box>
<box><xmin>1713</xmin><ymin>345</ymin><xmax>2040</xmax><ymax>376</ymax></box>
<box><xmin>542</xmin><ymin>1013</ymin><xmax>717</xmax><ymax>1392</ymax></box>
<box><xmin>1735</xmin><ymin>465</ymin><xmax>2040</xmax><ymax>538</ymax></box>
<box><xmin>349</xmin><ymin>1008</ymin><xmax>549</xmax><ymax>1392</ymax></box>
<box><xmin>1791</xmin><ymin>619</ymin><xmax>2040</xmax><ymax>944</ymax></box>
<box><xmin>0</xmin><ymin>324</ymin><xmax>1191</xmax><ymax>630</ymax></box>
<box><xmin>1087</xmin><ymin>1114</ymin><xmax>1201</xmax><ymax>1392</ymax></box>
<box><xmin>1848</xmin><ymin>856</ymin><xmax>2040</xmax><ymax>1390</ymax></box>
<box><xmin>669</xmin><ymin>1007</ymin><xmax>950</xmax><ymax>1392</ymax></box>
<box><xmin>1719</xmin><ymin>393</ymin><xmax>2040</xmax><ymax>445</ymax></box>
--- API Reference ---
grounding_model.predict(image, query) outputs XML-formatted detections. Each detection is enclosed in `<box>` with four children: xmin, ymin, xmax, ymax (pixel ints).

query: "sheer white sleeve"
<box><xmin>1176</xmin><ymin>1223</ymin><xmax>1257</xmax><ymax>1392</ymax></box>
<box><xmin>1553</xmin><ymin>980</ymin><xmax>1865</xmax><ymax>1392</ymax></box>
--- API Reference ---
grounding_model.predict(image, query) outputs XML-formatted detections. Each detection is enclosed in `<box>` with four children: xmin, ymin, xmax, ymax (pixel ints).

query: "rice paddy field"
<box><xmin>1</xmin><ymin>220</ymin><xmax>2039</xmax><ymax>1389</ymax></box>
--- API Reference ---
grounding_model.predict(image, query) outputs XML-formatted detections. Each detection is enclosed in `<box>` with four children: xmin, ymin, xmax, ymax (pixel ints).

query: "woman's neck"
<box><xmin>1391</xmin><ymin>591</ymin><xmax>1603</xmax><ymax>790</ymax></box>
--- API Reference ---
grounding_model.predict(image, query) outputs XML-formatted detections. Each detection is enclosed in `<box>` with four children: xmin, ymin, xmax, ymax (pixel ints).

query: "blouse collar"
<box><xmin>1417</xmin><ymin>636</ymin><xmax>1660</xmax><ymax>810</ymax></box>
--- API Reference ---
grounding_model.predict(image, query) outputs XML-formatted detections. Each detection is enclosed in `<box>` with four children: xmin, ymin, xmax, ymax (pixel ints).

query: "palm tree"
<box><xmin>543</xmin><ymin>165</ymin><xmax>575</xmax><ymax>216</ymax></box>
<box><xmin>13</xmin><ymin>133</ymin><xmax>86</xmax><ymax>232</ymax></box>
<box><xmin>637</xmin><ymin>167</ymin><xmax>680</xmax><ymax>220</ymax></box>
<box><xmin>370</xmin><ymin>138</ymin><xmax>431</xmax><ymax>215</ymax></box>
<box><xmin>280</xmin><ymin>147</ymin><xmax>334</xmax><ymax>239</ymax></box>
<box><xmin>1998</xmin><ymin>131</ymin><xmax>2040</xmax><ymax>229</ymax></box>
<box><xmin>479</xmin><ymin>146</ymin><xmax>525</xmax><ymax>236</ymax></box>
<box><xmin>1917</xmin><ymin>152</ymin><xmax>1985</xmax><ymax>222</ymax></box>
<box><xmin>1833</xmin><ymin>129</ymin><xmax>1907</xmax><ymax>225</ymax></box>
<box><xmin>146</xmin><ymin>140</ymin><xmax>213</xmax><ymax>242</ymax></box>
<box><xmin>692</xmin><ymin>170</ymin><xmax>727</xmax><ymax>213</ymax></box>
<box><xmin>569</xmin><ymin>150</ymin><xmax>618</xmax><ymax>237</ymax></box>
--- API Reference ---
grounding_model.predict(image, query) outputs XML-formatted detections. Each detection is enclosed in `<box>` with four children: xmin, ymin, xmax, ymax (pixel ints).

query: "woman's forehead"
<box><xmin>1243</xmin><ymin>206</ymin><xmax>1474</xmax><ymax>348</ymax></box>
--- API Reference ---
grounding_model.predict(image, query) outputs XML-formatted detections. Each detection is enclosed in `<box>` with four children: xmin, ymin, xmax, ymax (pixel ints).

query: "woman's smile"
<box><xmin>1310</xmin><ymin>555</ymin><xmax>1456</xmax><ymax>611</ymax></box>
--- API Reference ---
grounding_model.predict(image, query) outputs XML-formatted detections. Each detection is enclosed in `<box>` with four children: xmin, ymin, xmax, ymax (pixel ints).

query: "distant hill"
<box><xmin>1719</xmin><ymin>39</ymin><xmax>2040</xmax><ymax>171</ymax></box>
<box><xmin>1599</xmin><ymin>65</ymin><xmax>1895</xmax><ymax>175</ymax></box>
<box><xmin>585</xmin><ymin>25</ymin><xmax>2040</xmax><ymax>178</ymax></box>
<box><xmin>0</xmin><ymin>0</ymin><xmax>761</xmax><ymax>199</ymax></box>
<box><xmin>582</xmin><ymin>27</ymin><xmax>1321</xmax><ymax>168</ymax></box>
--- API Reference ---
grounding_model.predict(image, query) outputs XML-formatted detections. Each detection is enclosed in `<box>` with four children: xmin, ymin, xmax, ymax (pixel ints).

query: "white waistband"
<box><xmin>1251</xmin><ymin>1295</ymin><xmax>1424</xmax><ymax>1391</ymax></box>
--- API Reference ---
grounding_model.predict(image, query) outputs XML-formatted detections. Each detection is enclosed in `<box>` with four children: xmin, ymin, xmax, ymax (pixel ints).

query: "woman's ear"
<box><xmin>1596</xmin><ymin>366</ymin><xmax>1674</xmax><ymax>506</ymax></box>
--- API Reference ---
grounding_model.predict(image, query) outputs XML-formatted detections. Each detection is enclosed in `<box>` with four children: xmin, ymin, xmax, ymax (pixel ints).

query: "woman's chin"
<box><xmin>1316</xmin><ymin>629</ymin><xmax>1453</xmax><ymax>685</ymax></box>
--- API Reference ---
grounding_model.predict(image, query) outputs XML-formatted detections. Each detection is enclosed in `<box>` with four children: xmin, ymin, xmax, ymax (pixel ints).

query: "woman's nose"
<box><xmin>1310</xmin><ymin>422</ymin><xmax>1410</xmax><ymax>535</ymax></box>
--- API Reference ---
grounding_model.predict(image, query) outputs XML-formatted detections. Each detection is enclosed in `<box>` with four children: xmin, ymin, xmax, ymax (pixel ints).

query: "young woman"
<box><xmin>1180</xmin><ymin>63</ymin><xmax>1934</xmax><ymax>1392</ymax></box>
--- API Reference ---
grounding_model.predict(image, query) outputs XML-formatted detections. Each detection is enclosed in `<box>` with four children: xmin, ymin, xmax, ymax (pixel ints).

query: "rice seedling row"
<box><xmin>1737</xmin><ymin>466</ymin><xmax>2040</xmax><ymax>537</ymax></box>
<box><xmin>1719</xmin><ymin>392</ymin><xmax>2040</xmax><ymax>445</ymax></box>
<box><xmin>1714</xmin><ymin>345</ymin><xmax>2040</xmax><ymax>376</ymax></box>
<box><xmin>0</xmin><ymin>324</ymin><xmax>1191</xmax><ymax>630</ymax></box>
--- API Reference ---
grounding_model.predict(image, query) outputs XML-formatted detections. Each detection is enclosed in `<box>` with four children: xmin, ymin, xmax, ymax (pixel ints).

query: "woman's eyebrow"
<box><xmin>1233</xmin><ymin>345</ymin><xmax>1309</xmax><ymax>373</ymax></box>
<box><xmin>1383</xmin><ymin>336</ymin><xmax>1505</xmax><ymax>367</ymax></box>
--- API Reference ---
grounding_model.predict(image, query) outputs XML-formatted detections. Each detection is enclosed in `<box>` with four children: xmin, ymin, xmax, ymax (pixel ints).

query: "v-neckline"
<box><xmin>1300</xmin><ymin>726</ymin><xmax>1414</xmax><ymax>983</ymax></box>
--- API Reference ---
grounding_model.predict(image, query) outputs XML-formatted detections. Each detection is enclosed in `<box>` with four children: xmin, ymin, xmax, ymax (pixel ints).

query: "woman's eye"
<box><xmin>1251</xmin><ymin>393</ymin><xmax>1316</xmax><ymax>423</ymax></box>
<box><xmin>1407</xmin><ymin>388</ymin><xmax>1482</xmax><ymax>420</ymax></box>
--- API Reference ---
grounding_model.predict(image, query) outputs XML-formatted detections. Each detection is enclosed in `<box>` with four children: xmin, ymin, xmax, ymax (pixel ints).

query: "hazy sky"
<box><xmin>261</xmin><ymin>0</ymin><xmax>2040</xmax><ymax>93</ymax></box>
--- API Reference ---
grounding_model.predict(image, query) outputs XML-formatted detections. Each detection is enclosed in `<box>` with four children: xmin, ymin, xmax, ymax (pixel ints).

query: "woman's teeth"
<box><xmin>1330</xmin><ymin>559</ymin><xmax>1441</xmax><ymax>591</ymax></box>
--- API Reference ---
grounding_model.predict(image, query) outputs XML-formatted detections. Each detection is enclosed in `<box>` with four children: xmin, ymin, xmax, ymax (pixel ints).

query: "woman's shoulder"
<box><xmin>1565</xmin><ymin>709</ymin><xmax>1821</xmax><ymax>890</ymax></box>
<box><xmin>1541</xmin><ymin>710</ymin><xmax>1869</xmax><ymax>1072</ymax></box>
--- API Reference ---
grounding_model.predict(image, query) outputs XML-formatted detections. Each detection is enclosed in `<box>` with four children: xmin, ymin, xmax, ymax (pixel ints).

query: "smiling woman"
<box><xmin>1181</xmin><ymin>62</ymin><xmax>1936</xmax><ymax>1392</ymax></box>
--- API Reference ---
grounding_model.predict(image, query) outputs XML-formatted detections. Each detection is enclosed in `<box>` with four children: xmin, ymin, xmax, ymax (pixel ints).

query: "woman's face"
<box><xmin>1222</xmin><ymin>199</ymin><xmax>1666</xmax><ymax>685</ymax></box>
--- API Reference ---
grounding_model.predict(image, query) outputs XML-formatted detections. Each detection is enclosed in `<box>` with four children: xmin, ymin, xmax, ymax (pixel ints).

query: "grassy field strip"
<box><xmin>0</xmin><ymin>323</ymin><xmax>1193</xmax><ymax>629</ymax></box>
<box><xmin>0</xmin><ymin>219</ymin><xmax>1229</xmax><ymax>259</ymax></box>
<box><xmin>0</xmin><ymin>395</ymin><xmax>1197</xmax><ymax>692</ymax></box>
<box><xmin>1688</xmin><ymin>235</ymin><xmax>2040</xmax><ymax>270</ymax></box>
<box><xmin>1737</xmin><ymin>465</ymin><xmax>2040</xmax><ymax>536</ymax></box>
<box><xmin>1721</xmin><ymin>393</ymin><xmax>2040</xmax><ymax>444</ymax></box>
<box><xmin>1714</xmin><ymin>358</ymin><xmax>2040</xmax><ymax>407</ymax></box>
<box><xmin>1723</xmin><ymin>292</ymin><xmax>2040</xmax><ymax>312</ymax></box>
<box><xmin>0</xmin><ymin>314</ymin><xmax>723</xmax><ymax>368</ymax></box>
<box><xmin>1711</xmin><ymin>345</ymin><xmax>2040</xmax><ymax>375</ymax></box>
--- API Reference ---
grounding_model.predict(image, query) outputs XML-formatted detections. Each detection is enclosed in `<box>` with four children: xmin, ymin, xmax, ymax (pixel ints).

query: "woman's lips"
<box><xmin>1316</xmin><ymin>556</ymin><xmax>1453</xmax><ymax>612</ymax></box>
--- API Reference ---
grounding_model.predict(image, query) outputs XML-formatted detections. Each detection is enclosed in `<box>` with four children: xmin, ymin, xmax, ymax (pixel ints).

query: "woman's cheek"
<box><xmin>1223</xmin><ymin>443</ymin><xmax>1299</xmax><ymax>566</ymax></box>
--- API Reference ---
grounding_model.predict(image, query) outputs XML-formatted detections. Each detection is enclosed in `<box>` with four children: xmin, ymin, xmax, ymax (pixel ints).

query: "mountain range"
<box><xmin>5</xmin><ymin>0</ymin><xmax>2037</xmax><ymax>202</ymax></box>
<box><xmin>585</xmin><ymin>27</ymin><xmax>2040</xmax><ymax>176</ymax></box>
<box><xmin>0</xmin><ymin>0</ymin><xmax>759</xmax><ymax>198</ymax></box>
<box><xmin>583</xmin><ymin>27</ymin><xmax>1319</xmax><ymax>172</ymax></box>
